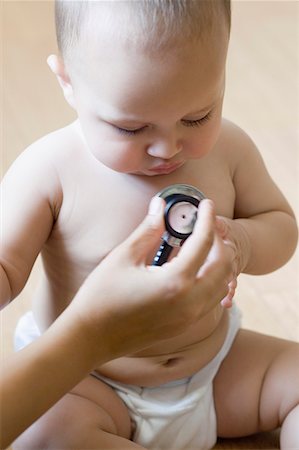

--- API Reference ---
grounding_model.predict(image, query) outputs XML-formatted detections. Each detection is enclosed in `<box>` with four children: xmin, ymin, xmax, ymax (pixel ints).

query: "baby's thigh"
<box><xmin>213</xmin><ymin>329</ymin><xmax>299</xmax><ymax>438</ymax></box>
<box><xmin>13</xmin><ymin>375</ymin><xmax>133</xmax><ymax>449</ymax></box>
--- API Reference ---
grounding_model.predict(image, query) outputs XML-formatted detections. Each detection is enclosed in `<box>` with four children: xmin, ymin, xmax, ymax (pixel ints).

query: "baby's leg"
<box><xmin>13</xmin><ymin>375</ymin><xmax>145</xmax><ymax>449</ymax></box>
<box><xmin>213</xmin><ymin>330</ymin><xmax>299</xmax><ymax>448</ymax></box>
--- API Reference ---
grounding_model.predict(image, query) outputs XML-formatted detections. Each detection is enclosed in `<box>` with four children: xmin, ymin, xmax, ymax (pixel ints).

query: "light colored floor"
<box><xmin>1</xmin><ymin>1</ymin><xmax>298</xmax><ymax>449</ymax></box>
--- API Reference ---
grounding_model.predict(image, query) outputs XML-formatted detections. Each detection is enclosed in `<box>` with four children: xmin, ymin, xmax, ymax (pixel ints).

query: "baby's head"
<box><xmin>55</xmin><ymin>1</ymin><xmax>230</xmax><ymax>66</ymax></box>
<box><xmin>50</xmin><ymin>1</ymin><xmax>231</xmax><ymax>176</ymax></box>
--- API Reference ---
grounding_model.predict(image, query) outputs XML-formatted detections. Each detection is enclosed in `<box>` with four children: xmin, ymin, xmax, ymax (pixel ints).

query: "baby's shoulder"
<box><xmin>18</xmin><ymin>121</ymin><xmax>81</xmax><ymax>166</ymax></box>
<box><xmin>218</xmin><ymin>118</ymin><xmax>257</xmax><ymax>148</ymax></box>
<box><xmin>211</xmin><ymin>119</ymin><xmax>261</xmax><ymax>177</ymax></box>
<box><xmin>4</xmin><ymin>122</ymin><xmax>82</xmax><ymax>214</ymax></box>
<box><xmin>217</xmin><ymin>119</ymin><xmax>259</xmax><ymax>159</ymax></box>
<box><xmin>7</xmin><ymin>121</ymin><xmax>85</xmax><ymax>185</ymax></box>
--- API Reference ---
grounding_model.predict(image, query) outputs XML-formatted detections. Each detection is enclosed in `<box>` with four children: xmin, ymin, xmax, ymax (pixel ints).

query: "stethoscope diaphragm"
<box><xmin>152</xmin><ymin>184</ymin><xmax>205</xmax><ymax>266</ymax></box>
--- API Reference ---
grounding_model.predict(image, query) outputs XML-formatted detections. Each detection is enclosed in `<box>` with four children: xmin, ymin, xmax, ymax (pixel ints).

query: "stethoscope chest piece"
<box><xmin>152</xmin><ymin>184</ymin><xmax>205</xmax><ymax>266</ymax></box>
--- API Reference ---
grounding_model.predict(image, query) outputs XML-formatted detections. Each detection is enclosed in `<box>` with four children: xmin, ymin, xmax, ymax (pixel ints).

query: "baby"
<box><xmin>2</xmin><ymin>1</ymin><xmax>298</xmax><ymax>449</ymax></box>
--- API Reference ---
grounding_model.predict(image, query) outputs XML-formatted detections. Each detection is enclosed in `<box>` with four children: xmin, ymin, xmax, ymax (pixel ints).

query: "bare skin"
<box><xmin>1</xmin><ymin>7</ymin><xmax>298</xmax><ymax>449</ymax></box>
<box><xmin>2</xmin><ymin>198</ymin><xmax>237</xmax><ymax>449</ymax></box>
<box><xmin>7</xmin><ymin>118</ymin><xmax>299</xmax><ymax>449</ymax></box>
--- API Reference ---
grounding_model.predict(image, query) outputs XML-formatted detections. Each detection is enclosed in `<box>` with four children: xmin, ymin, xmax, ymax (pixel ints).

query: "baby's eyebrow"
<box><xmin>98</xmin><ymin>108</ymin><xmax>146</xmax><ymax>123</ymax></box>
<box><xmin>186</xmin><ymin>102</ymin><xmax>216</xmax><ymax>117</ymax></box>
<box><xmin>101</xmin><ymin>116</ymin><xmax>146</xmax><ymax>126</ymax></box>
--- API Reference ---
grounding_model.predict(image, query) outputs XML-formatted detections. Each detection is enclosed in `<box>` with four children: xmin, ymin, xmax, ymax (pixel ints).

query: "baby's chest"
<box><xmin>46</xmin><ymin>162</ymin><xmax>235</xmax><ymax>273</ymax></box>
<box><xmin>45</xmin><ymin>179</ymin><xmax>158</xmax><ymax>275</ymax></box>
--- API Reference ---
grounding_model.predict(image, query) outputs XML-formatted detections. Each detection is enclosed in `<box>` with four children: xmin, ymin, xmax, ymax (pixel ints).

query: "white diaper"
<box><xmin>14</xmin><ymin>306</ymin><xmax>241</xmax><ymax>450</ymax></box>
<box><xmin>14</xmin><ymin>310</ymin><xmax>41</xmax><ymax>351</ymax></box>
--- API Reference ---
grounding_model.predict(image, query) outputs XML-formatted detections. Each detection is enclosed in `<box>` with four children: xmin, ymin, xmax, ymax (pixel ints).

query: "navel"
<box><xmin>162</xmin><ymin>357</ymin><xmax>181</xmax><ymax>367</ymax></box>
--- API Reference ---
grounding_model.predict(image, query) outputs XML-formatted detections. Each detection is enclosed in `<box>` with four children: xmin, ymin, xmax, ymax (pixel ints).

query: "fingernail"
<box><xmin>198</xmin><ymin>198</ymin><xmax>214</xmax><ymax>213</ymax></box>
<box><xmin>149</xmin><ymin>196</ymin><xmax>163</xmax><ymax>215</ymax></box>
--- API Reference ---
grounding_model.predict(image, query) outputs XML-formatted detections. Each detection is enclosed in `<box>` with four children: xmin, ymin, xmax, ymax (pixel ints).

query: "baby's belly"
<box><xmin>95</xmin><ymin>306</ymin><xmax>229</xmax><ymax>387</ymax></box>
<box><xmin>33</xmin><ymin>278</ymin><xmax>229</xmax><ymax>387</ymax></box>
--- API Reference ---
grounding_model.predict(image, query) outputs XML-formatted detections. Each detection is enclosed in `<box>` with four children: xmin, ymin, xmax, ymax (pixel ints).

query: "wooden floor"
<box><xmin>1</xmin><ymin>1</ymin><xmax>298</xmax><ymax>449</ymax></box>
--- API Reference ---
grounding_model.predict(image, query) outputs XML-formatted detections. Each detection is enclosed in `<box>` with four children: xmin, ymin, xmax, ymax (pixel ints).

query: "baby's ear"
<box><xmin>47</xmin><ymin>55</ymin><xmax>76</xmax><ymax>109</ymax></box>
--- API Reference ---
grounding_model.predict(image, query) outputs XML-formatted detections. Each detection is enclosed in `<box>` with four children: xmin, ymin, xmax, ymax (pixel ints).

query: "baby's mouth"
<box><xmin>148</xmin><ymin>161</ymin><xmax>185</xmax><ymax>175</ymax></box>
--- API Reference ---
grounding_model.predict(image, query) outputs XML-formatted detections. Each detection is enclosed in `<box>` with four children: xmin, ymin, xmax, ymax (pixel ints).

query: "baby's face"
<box><xmin>69</xmin><ymin>30</ymin><xmax>228</xmax><ymax>176</ymax></box>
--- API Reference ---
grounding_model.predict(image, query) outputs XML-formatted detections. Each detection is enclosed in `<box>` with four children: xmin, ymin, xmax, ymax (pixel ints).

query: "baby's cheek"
<box><xmin>193</xmin><ymin>117</ymin><xmax>222</xmax><ymax>158</ymax></box>
<box><xmin>184</xmin><ymin>127</ymin><xmax>217</xmax><ymax>159</ymax></box>
<box><xmin>185</xmin><ymin>138</ymin><xmax>211</xmax><ymax>159</ymax></box>
<box><xmin>99</xmin><ymin>144</ymin><xmax>143</xmax><ymax>173</ymax></box>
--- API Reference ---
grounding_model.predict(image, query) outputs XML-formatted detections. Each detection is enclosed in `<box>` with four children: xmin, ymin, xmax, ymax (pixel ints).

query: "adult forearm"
<box><xmin>0</xmin><ymin>310</ymin><xmax>97</xmax><ymax>449</ymax></box>
<box><xmin>0</xmin><ymin>264</ymin><xmax>12</xmax><ymax>308</ymax></box>
<box><xmin>236</xmin><ymin>211</ymin><xmax>298</xmax><ymax>275</ymax></box>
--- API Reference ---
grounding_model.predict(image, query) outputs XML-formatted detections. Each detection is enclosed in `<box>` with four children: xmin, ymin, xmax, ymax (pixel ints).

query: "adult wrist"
<box><xmin>58</xmin><ymin>299</ymin><xmax>114</xmax><ymax>370</ymax></box>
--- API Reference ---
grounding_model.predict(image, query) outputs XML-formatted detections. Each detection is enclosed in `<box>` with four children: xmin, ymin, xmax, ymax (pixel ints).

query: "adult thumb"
<box><xmin>121</xmin><ymin>196</ymin><xmax>166</xmax><ymax>263</ymax></box>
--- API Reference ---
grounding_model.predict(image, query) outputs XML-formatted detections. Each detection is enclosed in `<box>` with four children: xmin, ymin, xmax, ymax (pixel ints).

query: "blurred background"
<box><xmin>1</xmin><ymin>1</ymin><xmax>298</xmax><ymax>447</ymax></box>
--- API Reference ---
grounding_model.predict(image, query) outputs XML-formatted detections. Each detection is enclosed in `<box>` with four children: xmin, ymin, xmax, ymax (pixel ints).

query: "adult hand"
<box><xmin>67</xmin><ymin>197</ymin><xmax>233</xmax><ymax>366</ymax></box>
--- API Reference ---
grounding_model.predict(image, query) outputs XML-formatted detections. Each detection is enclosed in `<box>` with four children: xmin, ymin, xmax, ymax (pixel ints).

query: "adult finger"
<box><xmin>195</xmin><ymin>232</ymin><xmax>233</xmax><ymax>311</ymax></box>
<box><xmin>170</xmin><ymin>199</ymin><xmax>216</xmax><ymax>277</ymax></box>
<box><xmin>117</xmin><ymin>196</ymin><xmax>166</xmax><ymax>264</ymax></box>
<box><xmin>199</xmin><ymin>231</ymin><xmax>232</xmax><ymax>281</ymax></box>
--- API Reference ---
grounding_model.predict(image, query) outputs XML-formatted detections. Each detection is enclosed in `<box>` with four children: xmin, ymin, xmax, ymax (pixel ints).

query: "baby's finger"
<box><xmin>221</xmin><ymin>278</ymin><xmax>237</xmax><ymax>308</ymax></box>
<box><xmin>215</xmin><ymin>216</ymin><xmax>229</xmax><ymax>238</ymax></box>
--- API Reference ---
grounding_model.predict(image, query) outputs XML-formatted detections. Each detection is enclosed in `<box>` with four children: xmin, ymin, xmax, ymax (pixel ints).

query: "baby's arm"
<box><xmin>220</xmin><ymin>121</ymin><xmax>298</xmax><ymax>276</ymax></box>
<box><xmin>0</xmin><ymin>141</ymin><xmax>61</xmax><ymax>307</ymax></box>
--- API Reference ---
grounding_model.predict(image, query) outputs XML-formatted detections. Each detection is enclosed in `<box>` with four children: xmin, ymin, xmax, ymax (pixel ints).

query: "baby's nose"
<box><xmin>147</xmin><ymin>139</ymin><xmax>182</xmax><ymax>159</ymax></box>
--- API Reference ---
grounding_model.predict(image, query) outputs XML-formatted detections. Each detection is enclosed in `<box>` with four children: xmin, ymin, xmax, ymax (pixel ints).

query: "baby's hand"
<box><xmin>220</xmin><ymin>278</ymin><xmax>237</xmax><ymax>308</ymax></box>
<box><xmin>216</xmin><ymin>216</ymin><xmax>251</xmax><ymax>307</ymax></box>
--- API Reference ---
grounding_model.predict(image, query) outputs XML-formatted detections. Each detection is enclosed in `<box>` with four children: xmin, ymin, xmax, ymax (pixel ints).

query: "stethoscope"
<box><xmin>152</xmin><ymin>184</ymin><xmax>206</xmax><ymax>266</ymax></box>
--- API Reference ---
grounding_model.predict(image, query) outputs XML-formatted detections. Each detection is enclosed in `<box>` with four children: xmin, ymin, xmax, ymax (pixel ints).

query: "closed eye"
<box><xmin>113</xmin><ymin>125</ymin><xmax>147</xmax><ymax>136</ymax></box>
<box><xmin>112</xmin><ymin>110</ymin><xmax>212</xmax><ymax>136</ymax></box>
<box><xmin>181</xmin><ymin>111</ymin><xmax>212</xmax><ymax>128</ymax></box>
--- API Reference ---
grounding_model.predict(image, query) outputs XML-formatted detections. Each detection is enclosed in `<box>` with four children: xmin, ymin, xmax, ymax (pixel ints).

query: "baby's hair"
<box><xmin>55</xmin><ymin>0</ymin><xmax>231</xmax><ymax>63</ymax></box>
